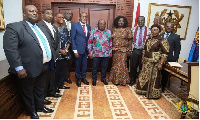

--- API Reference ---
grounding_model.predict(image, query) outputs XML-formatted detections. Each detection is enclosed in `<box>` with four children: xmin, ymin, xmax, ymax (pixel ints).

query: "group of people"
<box><xmin>3</xmin><ymin>4</ymin><xmax>181</xmax><ymax>119</ymax></box>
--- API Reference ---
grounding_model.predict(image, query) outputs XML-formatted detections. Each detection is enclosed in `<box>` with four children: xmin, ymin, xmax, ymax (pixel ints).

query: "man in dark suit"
<box><xmin>71</xmin><ymin>12</ymin><xmax>91</xmax><ymax>87</ymax></box>
<box><xmin>161</xmin><ymin>22</ymin><xmax>181</xmax><ymax>92</ymax></box>
<box><xmin>37</xmin><ymin>8</ymin><xmax>62</xmax><ymax>101</ymax></box>
<box><xmin>3</xmin><ymin>5</ymin><xmax>54</xmax><ymax>119</ymax></box>
<box><xmin>63</xmin><ymin>10</ymin><xmax>74</xmax><ymax>84</ymax></box>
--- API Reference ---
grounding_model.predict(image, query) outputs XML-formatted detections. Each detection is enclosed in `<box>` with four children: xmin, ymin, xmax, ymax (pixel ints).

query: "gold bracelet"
<box><xmin>159</xmin><ymin>63</ymin><xmax>163</xmax><ymax>65</ymax></box>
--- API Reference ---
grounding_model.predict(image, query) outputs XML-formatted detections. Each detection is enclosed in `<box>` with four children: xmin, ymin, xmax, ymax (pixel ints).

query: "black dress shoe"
<box><xmin>37</xmin><ymin>107</ymin><xmax>54</xmax><ymax>113</ymax></box>
<box><xmin>49</xmin><ymin>94</ymin><xmax>62</xmax><ymax>98</ymax></box>
<box><xmin>81</xmin><ymin>78</ymin><xmax>89</xmax><ymax>85</ymax></box>
<box><xmin>76</xmin><ymin>79</ymin><xmax>81</xmax><ymax>87</ymax></box>
<box><xmin>129</xmin><ymin>78</ymin><xmax>136</xmax><ymax>86</ymax></box>
<box><xmin>66</xmin><ymin>78</ymin><xmax>72</xmax><ymax>84</ymax></box>
<box><xmin>59</xmin><ymin>86</ymin><xmax>70</xmax><ymax>89</ymax></box>
<box><xmin>129</xmin><ymin>81</ymin><xmax>136</xmax><ymax>86</ymax></box>
<box><xmin>44</xmin><ymin>99</ymin><xmax>52</xmax><ymax>105</ymax></box>
<box><xmin>102</xmin><ymin>80</ymin><xmax>108</xmax><ymax>85</ymax></box>
<box><xmin>114</xmin><ymin>83</ymin><xmax>119</xmax><ymax>86</ymax></box>
<box><xmin>30</xmin><ymin>111</ymin><xmax>39</xmax><ymax>119</ymax></box>
<box><xmin>92</xmin><ymin>81</ymin><xmax>96</xmax><ymax>86</ymax></box>
<box><xmin>162</xmin><ymin>87</ymin><xmax>165</xmax><ymax>92</ymax></box>
<box><xmin>55</xmin><ymin>88</ymin><xmax>60</xmax><ymax>93</ymax></box>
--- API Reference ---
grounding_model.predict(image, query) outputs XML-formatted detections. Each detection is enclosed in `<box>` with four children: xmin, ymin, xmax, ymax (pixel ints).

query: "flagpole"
<box><xmin>134</xmin><ymin>0</ymin><xmax>140</xmax><ymax>27</ymax></box>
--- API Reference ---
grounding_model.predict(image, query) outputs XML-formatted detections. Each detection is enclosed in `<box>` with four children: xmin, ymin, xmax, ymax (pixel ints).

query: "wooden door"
<box><xmin>52</xmin><ymin>3</ymin><xmax>85</xmax><ymax>23</ymax></box>
<box><xmin>52</xmin><ymin>3</ymin><xmax>115</xmax><ymax>71</ymax></box>
<box><xmin>52</xmin><ymin>3</ymin><xmax>114</xmax><ymax>30</ymax></box>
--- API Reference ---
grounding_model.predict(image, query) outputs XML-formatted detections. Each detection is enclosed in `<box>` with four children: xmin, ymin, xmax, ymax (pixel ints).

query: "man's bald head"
<box><xmin>153</xmin><ymin>16</ymin><xmax>162</xmax><ymax>25</ymax></box>
<box><xmin>23</xmin><ymin>5</ymin><xmax>38</xmax><ymax>25</ymax></box>
<box><xmin>64</xmin><ymin>10</ymin><xmax>73</xmax><ymax>21</ymax></box>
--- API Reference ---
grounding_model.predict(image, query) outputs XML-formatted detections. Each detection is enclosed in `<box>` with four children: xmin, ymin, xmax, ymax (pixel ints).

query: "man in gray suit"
<box><xmin>161</xmin><ymin>22</ymin><xmax>181</xmax><ymax>92</ymax></box>
<box><xmin>3</xmin><ymin>5</ymin><xmax>54</xmax><ymax>119</ymax></box>
<box><xmin>37</xmin><ymin>8</ymin><xmax>62</xmax><ymax>102</ymax></box>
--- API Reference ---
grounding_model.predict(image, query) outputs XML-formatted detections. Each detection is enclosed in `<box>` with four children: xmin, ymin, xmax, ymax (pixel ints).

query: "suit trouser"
<box><xmin>66</xmin><ymin>47</ymin><xmax>75</xmax><ymax>79</ymax></box>
<box><xmin>19</xmin><ymin>63</ymin><xmax>49</xmax><ymax>113</ymax></box>
<box><xmin>92</xmin><ymin>57</ymin><xmax>109</xmax><ymax>81</ymax></box>
<box><xmin>130</xmin><ymin>49</ymin><xmax>143</xmax><ymax>80</ymax></box>
<box><xmin>44</xmin><ymin>70</ymin><xmax>55</xmax><ymax>97</ymax></box>
<box><xmin>66</xmin><ymin>58</ymin><xmax>73</xmax><ymax>79</ymax></box>
<box><xmin>161</xmin><ymin>68</ymin><xmax>169</xmax><ymax>90</ymax></box>
<box><xmin>75</xmin><ymin>52</ymin><xmax>87</xmax><ymax>79</ymax></box>
<box><xmin>161</xmin><ymin>60</ymin><xmax>176</xmax><ymax>90</ymax></box>
<box><xmin>55</xmin><ymin>59</ymin><xmax>67</xmax><ymax>88</ymax></box>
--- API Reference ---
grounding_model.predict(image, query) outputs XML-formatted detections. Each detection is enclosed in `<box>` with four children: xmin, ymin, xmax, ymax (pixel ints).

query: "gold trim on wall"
<box><xmin>147</xmin><ymin>3</ymin><xmax>192</xmax><ymax>40</ymax></box>
<box><xmin>0</xmin><ymin>0</ymin><xmax>5</xmax><ymax>30</ymax></box>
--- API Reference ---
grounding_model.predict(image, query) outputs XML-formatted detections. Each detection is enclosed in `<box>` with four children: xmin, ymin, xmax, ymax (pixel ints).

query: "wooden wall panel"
<box><xmin>24</xmin><ymin>0</ymin><xmax>134</xmax><ymax>27</ymax></box>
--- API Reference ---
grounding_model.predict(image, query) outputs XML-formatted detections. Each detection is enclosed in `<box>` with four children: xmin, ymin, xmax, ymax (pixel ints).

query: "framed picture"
<box><xmin>0</xmin><ymin>0</ymin><xmax>5</xmax><ymax>30</ymax></box>
<box><xmin>147</xmin><ymin>3</ymin><xmax>192</xmax><ymax>40</ymax></box>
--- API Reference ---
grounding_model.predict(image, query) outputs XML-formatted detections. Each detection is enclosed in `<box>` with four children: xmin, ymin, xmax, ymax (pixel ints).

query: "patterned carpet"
<box><xmin>18</xmin><ymin>73</ymin><xmax>195</xmax><ymax>119</ymax></box>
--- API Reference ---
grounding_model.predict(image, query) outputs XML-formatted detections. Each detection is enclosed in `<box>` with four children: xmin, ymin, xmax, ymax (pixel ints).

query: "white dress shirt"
<box><xmin>43</xmin><ymin>20</ymin><xmax>55</xmax><ymax>38</ymax></box>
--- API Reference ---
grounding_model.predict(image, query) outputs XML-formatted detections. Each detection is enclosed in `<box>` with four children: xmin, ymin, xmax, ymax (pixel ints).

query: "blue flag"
<box><xmin>188</xmin><ymin>27</ymin><xmax>199</xmax><ymax>62</ymax></box>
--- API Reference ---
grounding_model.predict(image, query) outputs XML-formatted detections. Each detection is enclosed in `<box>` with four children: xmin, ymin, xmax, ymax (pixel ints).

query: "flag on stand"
<box><xmin>134</xmin><ymin>0</ymin><xmax>140</xmax><ymax>27</ymax></box>
<box><xmin>188</xmin><ymin>27</ymin><xmax>199</xmax><ymax>62</ymax></box>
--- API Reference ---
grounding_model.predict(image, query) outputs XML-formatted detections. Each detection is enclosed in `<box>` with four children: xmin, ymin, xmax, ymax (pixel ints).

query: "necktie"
<box><xmin>82</xmin><ymin>25</ymin><xmax>86</xmax><ymax>36</ymax></box>
<box><xmin>165</xmin><ymin>33</ymin><xmax>169</xmax><ymax>39</ymax></box>
<box><xmin>32</xmin><ymin>25</ymin><xmax>51</xmax><ymax>58</ymax></box>
<box><xmin>138</xmin><ymin>28</ymin><xmax>143</xmax><ymax>46</ymax></box>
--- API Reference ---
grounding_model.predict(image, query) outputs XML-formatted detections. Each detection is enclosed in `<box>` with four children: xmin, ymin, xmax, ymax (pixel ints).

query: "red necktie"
<box><xmin>138</xmin><ymin>28</ymin><xmax>143</xmax><ymax>46</ymax></box>
<box><xmin>82</xmin><ymin>25</ymin><xmax>86</xmax><ymax>36</ymax></box>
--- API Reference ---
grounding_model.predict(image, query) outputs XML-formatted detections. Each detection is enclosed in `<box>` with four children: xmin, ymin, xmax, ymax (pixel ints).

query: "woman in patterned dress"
<box><xmin>136</xmin><ymin>24</ymin><xmax>170</xmax><ymax>99</ymax></box>
<box><xmin>108</xmin><ymin>16</ymin><xmax>133</xmax><ymax>86</ymax></box>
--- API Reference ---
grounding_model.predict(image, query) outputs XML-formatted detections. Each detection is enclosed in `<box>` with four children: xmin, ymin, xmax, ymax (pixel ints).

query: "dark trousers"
<box><xmin>19</xmin><ymin>63</ymin><xmax>49</xmax><ymax>113</ymax></box>
<box><xmin>75</xmin><ymin>52</ymin><xmax>87</xmax><ymax>79</ymax></box>
<box><xmin>92</xmin><ymin>57</ymin><xmax>109</xmax><ymax>81</ymax></box>
<box><xmin>66</xmin><ymin>58</ymin><xmax>73</xmax><ymax>79</ymax></box>
<box><xmin>44</xmin><ymin>70</ymin><xmax>55</xmax><ymax>97</ymax></box>
<box><xmin>55</xmin><ymin>59</ymin><xmax>67</xmax><ymax>88</ymax></box>
<box><xmin>161</xmin><ymin>67</ymin><xmax>169</xmax><ymax>90</ymax></box>
<box><xmin>130</xmin><ymin>49</ymin><xmax>143</xmax><ymax>80</ymax></box>
<box><xmin>161</xmin><ymin>59</ymin><xmax>176</xmax><ymax>90</ymax></box>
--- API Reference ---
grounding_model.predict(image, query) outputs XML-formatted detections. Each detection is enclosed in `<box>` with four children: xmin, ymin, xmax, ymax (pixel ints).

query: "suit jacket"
<box><xmin>161</xmin><ymin>32</ymin><xmax>181</xmax><ymax>62</ymax></box>
<box><xmin>71</xmin><ymin>22</ymin><xmax>91</xmax><ymax>54</ymax></box>
<box><xmin>37</xmin><ymin>20</ymin><xmax>60</xmax><ymax>60</ymax></box>
<box><xmin>132</xmin><ymin>26</ymin><xmax>151</xmax><ymax>49</ymax></box>
<box><xmin>3</xmin><ymin>20</ymin><xmax>53</xmax><ymax>78</ymax></box>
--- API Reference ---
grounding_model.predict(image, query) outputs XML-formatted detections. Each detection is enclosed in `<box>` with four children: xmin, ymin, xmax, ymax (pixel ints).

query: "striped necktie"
<box><xmin>32</xmin><ymin>25</ymin><xmax>51</xmax><ymax>58</ymax></box>
<box><xmin>138</xmin><ymin>28</ymin><xmax>143</xmax><ymax>46</ymax></box>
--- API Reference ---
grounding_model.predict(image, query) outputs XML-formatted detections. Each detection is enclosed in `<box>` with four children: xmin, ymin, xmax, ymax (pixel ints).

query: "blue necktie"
<box><xmin>32</xmin><ymin>25</ymin><xmax>51</xmax><ymax>58</ymax></box>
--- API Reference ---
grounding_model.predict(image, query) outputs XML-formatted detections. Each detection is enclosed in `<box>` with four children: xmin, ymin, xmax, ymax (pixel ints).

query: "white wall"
<box><xmin>133</xmin><ymin>0</ymin><xmax>199</xmax><ymax>60</ymax></box>
<box><xmin>0</xmin><ymin>0</ymin><xmax>23</xmax><ymax>61</ymax></box>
